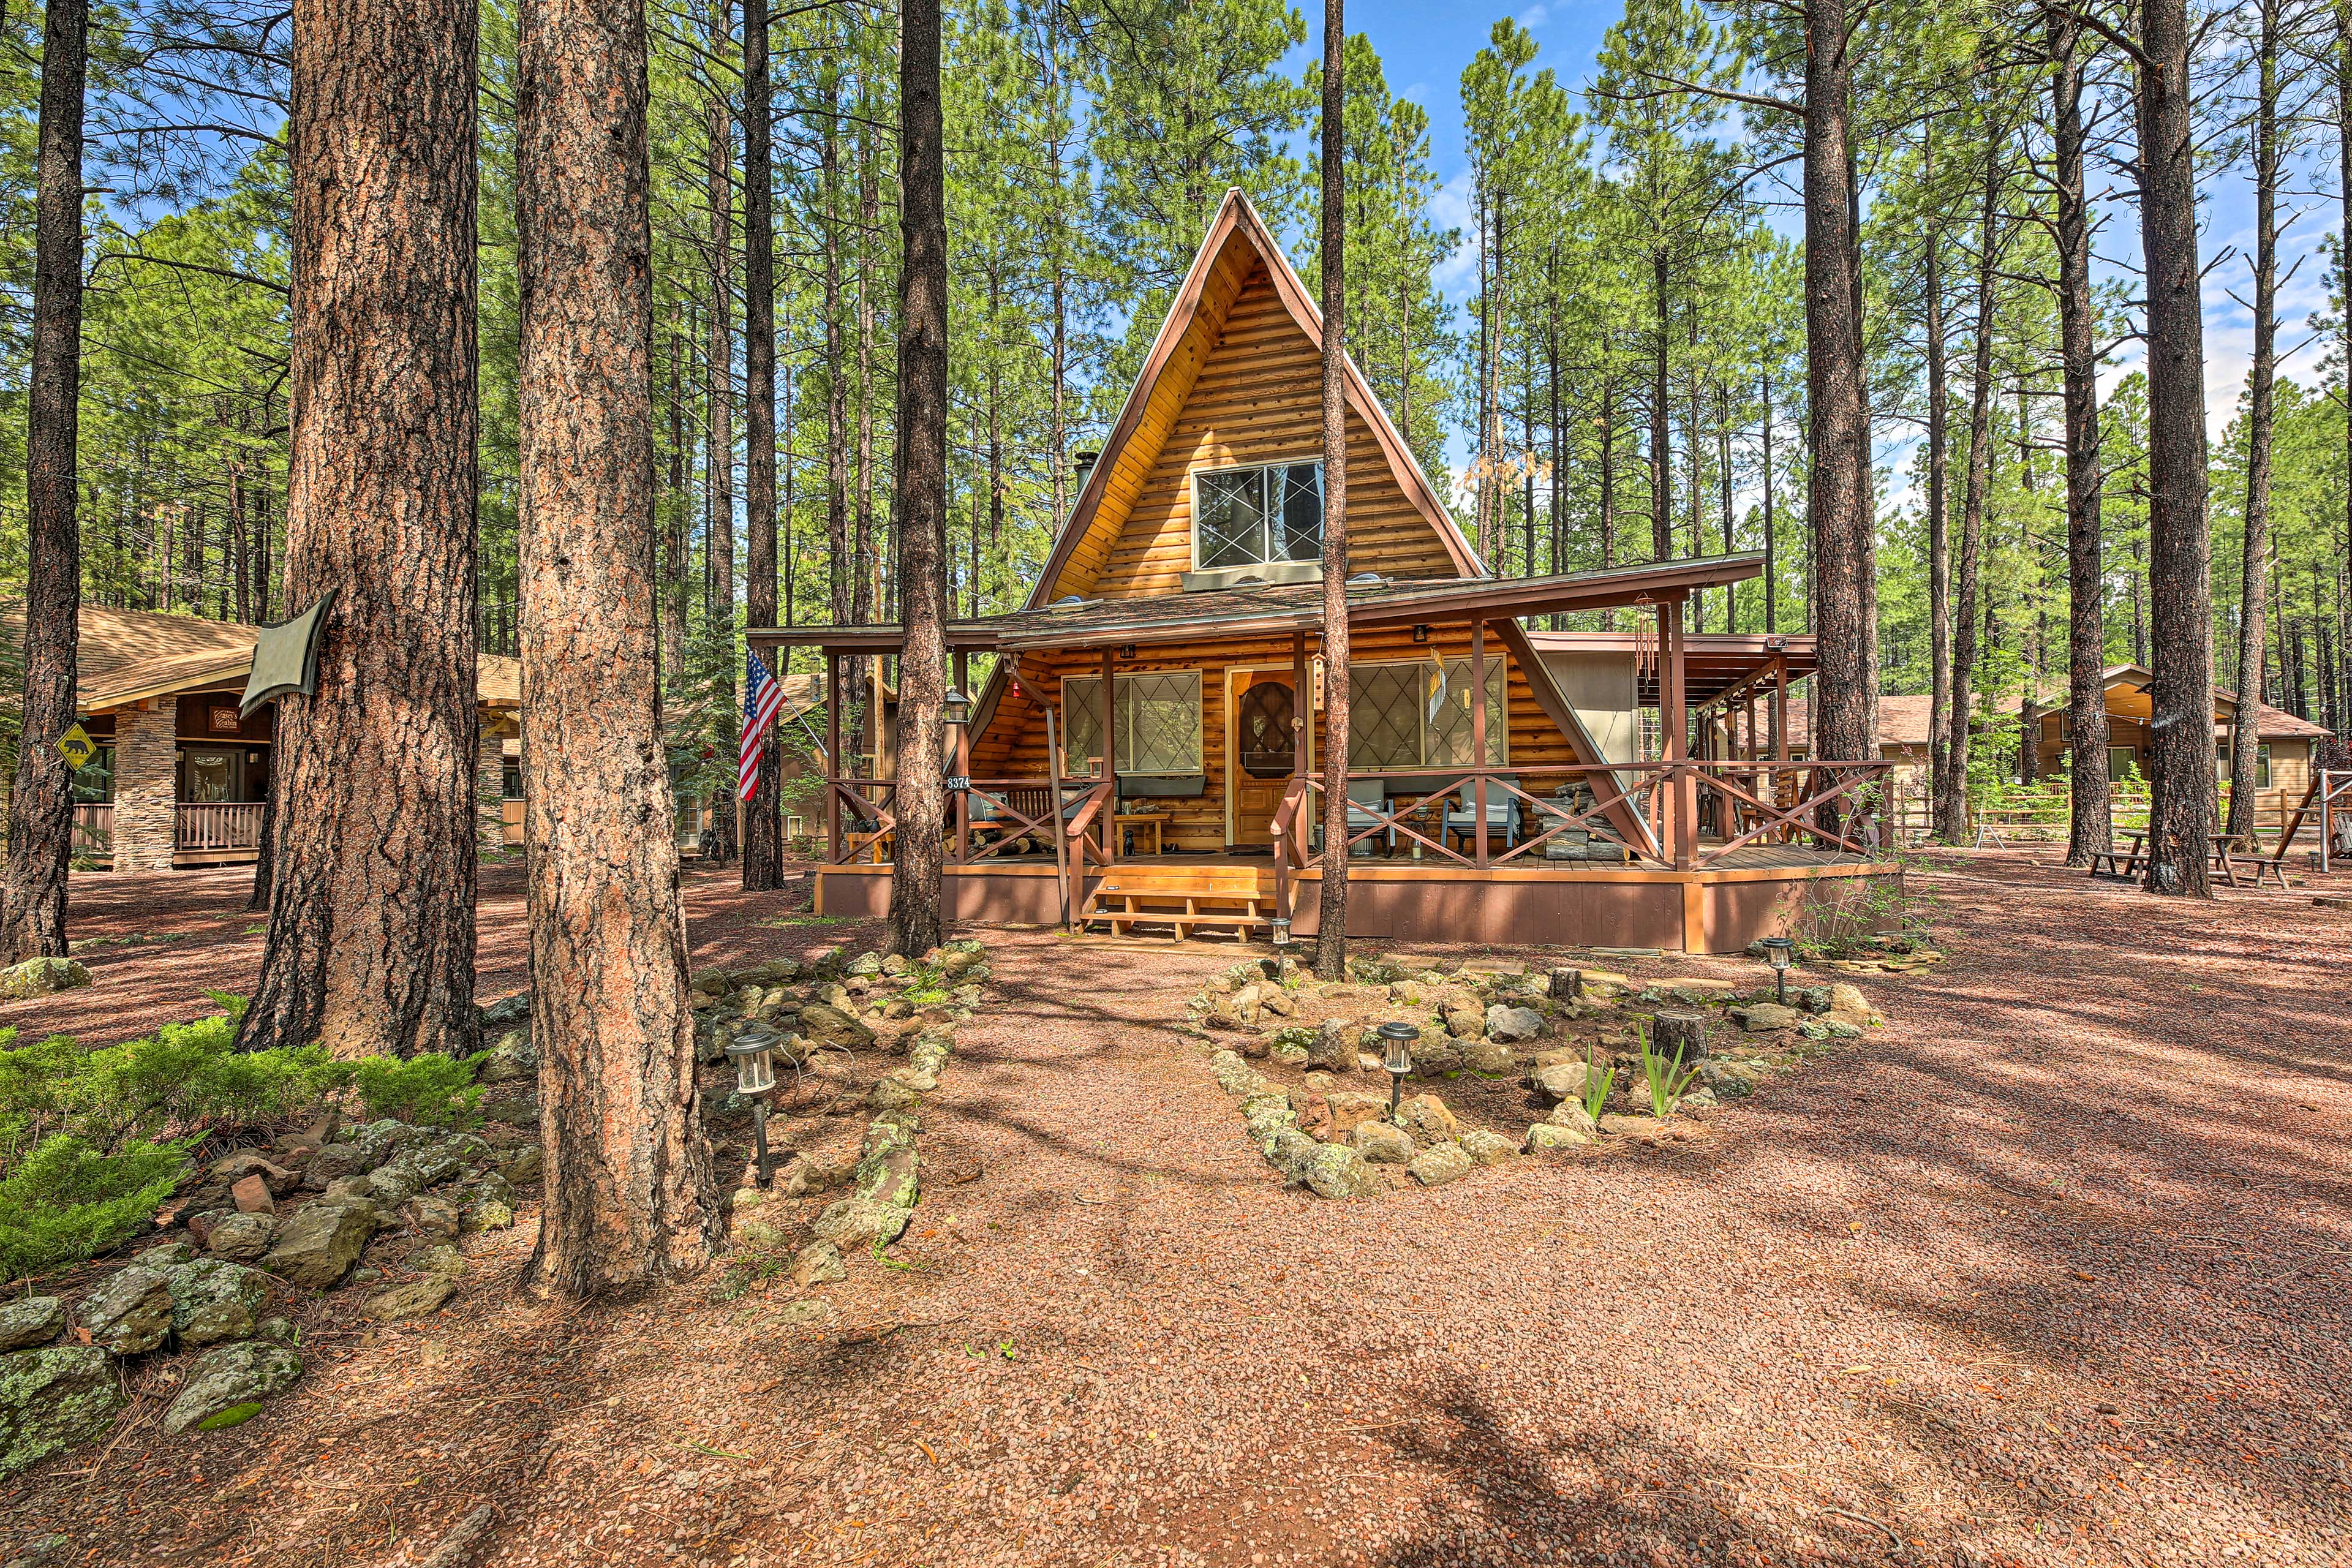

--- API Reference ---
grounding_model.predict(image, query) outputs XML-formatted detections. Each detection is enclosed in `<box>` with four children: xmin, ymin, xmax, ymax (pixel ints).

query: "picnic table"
<box><xmin>2089</xmin><ymin>831</ymin><xmax>2288</xmax><ymax>888</ymax></box>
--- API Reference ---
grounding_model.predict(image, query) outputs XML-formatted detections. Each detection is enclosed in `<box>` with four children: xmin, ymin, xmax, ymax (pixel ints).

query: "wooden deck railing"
<box><xmin>176</xmin><ymin>802</ymin><xmax>265</xmax><ymax>851</ymax></box>
<box><xmin>72</xmin><ymin>804</ymin><xmax>112</xmax><ymax>854</ymax></box>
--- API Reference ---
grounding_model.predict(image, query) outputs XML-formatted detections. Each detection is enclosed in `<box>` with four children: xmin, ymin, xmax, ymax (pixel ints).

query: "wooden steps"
<box><xmin>1080</xmin><ymin>864</ymin><xmax>1275</xmax><ymax>940</ymax></box>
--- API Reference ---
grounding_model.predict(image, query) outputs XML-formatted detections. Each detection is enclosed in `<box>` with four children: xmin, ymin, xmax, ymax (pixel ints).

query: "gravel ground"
<box><xmin>5</xmin><ymin>849</ymin><xmax>2349</xmax><ymax>1567</ymax></box>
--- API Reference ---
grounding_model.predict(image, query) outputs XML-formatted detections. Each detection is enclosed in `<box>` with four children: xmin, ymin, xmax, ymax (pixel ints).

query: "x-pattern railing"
<box><xmin>1690</xmin><ymin>761</ymin><xmax>1892</xmax><ymax>863</ymax></box>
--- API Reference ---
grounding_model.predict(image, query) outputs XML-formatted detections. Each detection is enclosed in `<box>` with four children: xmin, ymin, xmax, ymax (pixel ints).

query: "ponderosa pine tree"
<box><xmin>1314</xmin><ymin>0</ymin><xmax>1350</xmax><ymax>979</ymax></box>
<box><xmin>0</xmin><ymin>0</ymin><xmax>91</xmax><ymax>967</ymax></box>
<box><xmin>240</xmin><ymin>0</ymin><xmax>481</xmax><ymax>1059</ymax></box>
<box><xmin>742</xmin><ymin>0</ymin><xmax>785</xmax><ymax>889</ymax></box>
<box><xmin>888</xmin><ymin>0</ymin><xmax>950</xmax><ymax>958</ymax></box>
<box><xmin>516</xmin><ymin>0</ymin><xmax>718</xmax><ymax>1295</ymax></box>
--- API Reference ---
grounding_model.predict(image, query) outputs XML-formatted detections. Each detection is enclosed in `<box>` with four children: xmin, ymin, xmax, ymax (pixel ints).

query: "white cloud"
<box><xmin>1429</xmin><ymin>167</ymin><xmax>1482</xmax><ymax>300</ymax></box>
<box><xmin>1520</xmin><ymin>4</ymin><xmax>1550</xmax><ymax>27</ymax></box>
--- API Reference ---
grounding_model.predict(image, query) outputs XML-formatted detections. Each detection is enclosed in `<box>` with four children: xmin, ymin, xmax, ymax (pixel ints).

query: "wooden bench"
<box><xmin>1083</xmin><ymin>865</ymin><xmax>1272</xmax><ymax>940</ymax></box>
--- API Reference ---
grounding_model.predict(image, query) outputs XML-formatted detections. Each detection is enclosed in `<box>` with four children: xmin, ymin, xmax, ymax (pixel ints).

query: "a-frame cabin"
<box><xmin>753</xmin><ymin>190</ymin><xmax>1898</xmax><ymax>954</ymax></box>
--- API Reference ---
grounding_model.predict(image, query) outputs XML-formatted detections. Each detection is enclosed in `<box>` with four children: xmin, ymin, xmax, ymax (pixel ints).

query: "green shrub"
<box><xmin>350</xmin><ymin>1052</ymin><xmax>484</xmax><ymax>1129</ymax></box>
<box><xmin>0</xmin><ymin>1134</ymin><xmax>188</xmax><ymax>1281</ymax></box>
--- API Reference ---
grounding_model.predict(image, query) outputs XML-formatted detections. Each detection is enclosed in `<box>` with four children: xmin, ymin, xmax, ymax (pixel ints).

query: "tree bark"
<box><xmin>2051</xmin><ymin>4</ymin><xmax>2111</xmax><ymax>866</ymax></box>
<box><xmin>515</xmin><ymin>0</ymin><xmax>717</xmax><ymax>1294</ymax></box>
<box><xmin>703</xmin><ymin>43</ymin><xmax>739</xmax><ymax>865</ymax></box>
<box><xmin>821</xmin><ymin>58</ymin><xmax>849</xmax><ymax>627</ymax></box>
<box><xmin>1651</xmin><ymin>249</ymin><xmax>1672</xmax><ymax>562</ymax></box>
<box><xmin>242</xmin><ymin>0</ymin><xmax>480</xmax><ymax>1059</ymax></box>
<box><xmin>1939</xmin><ymin>130</ymin><xmax>2001</xmax><ymax>844</ymax></box>
<box><xmin>2134</xmin><ymin>0</ymin><xmax>2217</xmax><ymax>894</ymax></box>
<box><xmin>1922</xmin><ymin>129</ymin><xmax>1952</xmax><ymax>839</ymax></box>
<box><xmin>1314</xmin><ymin>0</ymin><xmax>1351</xmax><ymax>979</ymax></box>
<box><xmin>0</xmin><ymin>0</ymin><xmax>90</xmax><ymax>966</ymax></box>
<box><xmin>888</xmin><ymin>0</ymin><xmax>949</xmax><ymax>959</ymax></box>
<box><xmin>2227</xmin><ymin>0</ymin><xmax>2280</xmax><ymax>839</ymax></box>
<box><xmin>741</xmin><ymin>0</ymin><xmax>783</xmax><ymax>890</ymax></box>
<box><xmin>1803</xmin><ymin>0</ymin><xmax>1872</xmax><ymax>771</ymax></box>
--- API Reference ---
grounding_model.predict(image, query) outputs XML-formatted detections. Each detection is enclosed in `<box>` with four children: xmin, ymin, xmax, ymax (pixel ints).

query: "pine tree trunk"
<box><xmin>1939</xmin><ymin>134</ymin><xmax>2000</xmax><ymax>845</ymax></box>
<box><xmin>2228</xmin><ymin>0</ymin><xmax>2280</xmax><ymax>840</ymax></box>
<box><xmin>1923</xmin><ymin>133</ymin><xmax>1952</xmax><ymax>835</ymax></box>
<box><xmin>741</xmin><ymin>0</ymin><xmax>783</xmax><ymax>891</ymax></box>
<box><xmin>1803</xmin><ymin>0</ymin><xmax>1872</xmax><ymax>771</ymax></box>
<box><xmin>242</xmin><ymin>0</ymin><xmax>480</xmax><ymax>1059</ymax></box>
<box><xmin>1314</xmin><ymin>0</ymin><xmax>1351</xmax><ymax>979</ymax></box>
<box><xmin>822</xmin><ymin>63</ymin><xmax>850</xmax><ymax>627</ymax></box>
<box><xmin>2134</xmin><ymin>0</ymin><xmax>2217</xmax><ymax>895</ymax></box>
<box><xmin>853</xmin><ymin>85</ymin><xmax>878</xmax><ymax>627</ymax></box>
<box><xmin>1651</xmin><ymin>249</ymin><xmax>1672</xmax><ymax>562</ymax></box>
<box><xmin>515</xmin><ymin>0</ymin><xmax>717</xmax><ymax>1294</ymax></box>
<box><xmin>888</xmin><ymin>0</ymin><xmax>949</xmax><ymax>958</ymax></box>
<box><xmin>703</xmin><ymin>59</ymin><xmax>739</xmax><ymax>865</ymax></box>
<box><xmin>0</xmin><ymin>0</ymin><xmax>89</xmax><ymax>966</ymax></box>
<box><xmin>2051</xmin><ymin>4</ymin><xmax>2111</xmax><ymax>866</ymax></box>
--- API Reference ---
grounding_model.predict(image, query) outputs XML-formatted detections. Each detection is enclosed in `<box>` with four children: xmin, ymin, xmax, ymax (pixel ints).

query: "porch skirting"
<box><xmin>812</xmin><ymin>856</ymin><xmax>1901</xmax><ymax>956</ymax></box>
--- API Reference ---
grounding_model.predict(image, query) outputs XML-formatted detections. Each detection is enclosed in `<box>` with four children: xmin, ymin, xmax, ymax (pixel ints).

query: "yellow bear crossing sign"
<box><xmin>57</xmin><ymin>723</ymin><xmax>96</xmax><ymax>770</ymax></box>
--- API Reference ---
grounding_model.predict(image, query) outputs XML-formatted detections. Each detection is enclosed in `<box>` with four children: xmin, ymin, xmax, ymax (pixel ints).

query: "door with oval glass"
<box><xmin>1226</xmin><ymin>668</ymin><xmax>1305</xmax><ymax>846</ymax></box>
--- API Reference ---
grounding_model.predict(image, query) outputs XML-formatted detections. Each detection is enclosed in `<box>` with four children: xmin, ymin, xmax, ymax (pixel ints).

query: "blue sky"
<box><xmin>1287</xmin><ymin>1</ymin><xmax>2342</xmax><ymax>502</ymax></box>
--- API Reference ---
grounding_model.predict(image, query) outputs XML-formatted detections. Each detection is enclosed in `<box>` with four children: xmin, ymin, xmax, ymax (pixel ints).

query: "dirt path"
<box><xmin>6</xmin><ymin>851</ymin><xmax>2350</xmax><ymax>1567</ymax></box>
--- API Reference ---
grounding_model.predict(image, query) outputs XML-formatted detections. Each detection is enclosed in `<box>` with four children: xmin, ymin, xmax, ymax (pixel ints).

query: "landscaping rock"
<box><xmin>1408</xmin><ymin>1142</ymin><xmax>1473</xmax><ymax>1187</ymax></box>
<box><xmin>74</xmin><ymin>1267</ymin><xmax>174</xmax><ymax>1355</ymax></box>
<box><xmin>230</xmin><ymin>1174</ymin><xmax>274</xmax><ymax>1215</ymax></box>
<box><xmin>1209</xmin><ymin>1050</ymin><xmax>1269</xmax><ymax>1097</ymax></box>
<box><xmin>1409</xmin><ymin>1038</ymin><xmax>1464</xmax><ymax>1076</ymax></box>
<box><xmin>1546</xmin><ymin>1102</ymin><xmax>1598</xmax><ymax>1136</ymax></box>
<box><xmin>162</xmin><ymin>1259</ymin><xmax>268</xmax><ymax>1348</ymax></box>
<box><xmin>208</xmin><ymin>1150</ymin><xmax>293</xmax><ymax>1187</ymax></box>
<box><xmin>1791</xmin><ymin>986</ymin><xmax>1833</xmax><ymax>1014</ymax></box>
<box><xmin>1526</xmin><ymin>1123</ymin><xmax>1591</xmax><ymax>1152</ymax></box>
<box><xmin>1529</xmin><ymin>1061</ymin><xmax>1589</xmax><ymax>1103</ymax></box>
<box><xmin>1267</xmin><ymin>1035</ymin><xmax>1311</xmax><ymax>1068</ymax></box>
<box><xmin>1395</xmin><ymin>1093</ymin><xmax>1458</xmax><ymax>1145</ymax></box>
<box><xmin>137</xmin><ymin>1242</ymin><xmax>196</xmax><ymax>1268</ymax></box>
<box><xmin>1323</xmin><ymin>1093</ymin><xmax>1388</xmax><ymax>1138</ymax></box>
<box><xmin>1485</xmin><ymin>1005</ymin><xmax>1544</xmax><ymax>1044</ymax></box>
<box><xmin>812</xmin><ymin>1198</ymin><xmax>910</xmax><ymax>1250</ymax></box>
<box><xmin>477</xmin><ymin>992</ymin><xmax>531</xmax><ymax>1031</ymax></box>
<box><xmin>791</xmin><ymin>1240</ymin><xmax>846</xmax><ymax>1287</ymax></box>
<box><xmin>799</xmin><ymin>1001</ymin><xmax>876</xmax><ymax>1049</ymax></box>
<box><xmin>404</xmin><ymin>1195</ymin><xmax>462</xmax><ymax>1246</ymax></box>
<box><xmin>301</xmin><ymin>1143</ymin><xmax>367</xmax><ymax>1191</ymax></box>
<box><xmin>1440</xmin><ymin>1001</ymin><xmax>1484</xmax><ymax>1039</ymax></box>
<box><xmin>1598</xmin><ymin>1113</ymin><xmax>1673</xmax><ymax>1144</ymax></box>
<box><xmin>1731</xmin><ymin>1003</ymin><xmax>1801</xmax><ymax>1033</ymax></box>
<box><xmin>0</xmin><ymin>957</ymin><xmax>90</xmax><ymax>1000</ymax></box>
<box><xmin>1349</xmin><ymin>1120</ymin><xmax>1415</xmax><ymax>1163</ymax></box>
<box><xmin>477</xmin><ymin>1029</ymin><xmax>537</xmax><ymax>1084</ymax></box>
<box><xmin>360</xmin><ymin>1272</ymin><xmax>458</xmax><ymax>1323</ymax></box>
<box><xmin>1461</xmin><ymin>1039</ymin><xmax>1517</xmax><ymax>1074</ymax></box>
<box><xmin>1</xmin><ymin>1347</ymin><xmax>124</xmax><ymax>1476</ymax></box>
<box><xmin>1306</xmin><ymin>1020</ymin><xmax>1357</xmax><ymax>1072</ymax></box>
<box><xmin>161</xmin><ymin>1341</ymin><xmax>301</xmax><ymax>1436</ymax></box>
<box><xmin>1458</xmin><ymin>1129</ymin><xmax>1518</xmax><ymax>1166</ymax></box>
<box><xmin>497</xmin><ymin>1145</ymin><xmax>543</xmax><ymax>1186</ymax></box>
<box><xmin>0</xmin><ymin>1298</ymin><xmax>64</xmax><ymax>1354</ymax></box>
<box><xmin>261</xmin><ymin>1198</ymin><xmax>381</xmax><ymax>1290</ymax></box>
<box><xmin>1279</xmin><ymin>1136</ymin><xmax>1378</xmax><ymax>1199</ymax></box>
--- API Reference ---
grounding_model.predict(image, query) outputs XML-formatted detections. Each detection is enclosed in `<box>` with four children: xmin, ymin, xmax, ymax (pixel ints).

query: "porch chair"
<box><xmin>1444</xmin><ymin>777</ymin><xmax>1520</xmax><ymax>854</ymax></box>
<box><xmin>1345</xmin><ymin>778</ymin><xmax>1393</xmax><ymax>856</ymax></box>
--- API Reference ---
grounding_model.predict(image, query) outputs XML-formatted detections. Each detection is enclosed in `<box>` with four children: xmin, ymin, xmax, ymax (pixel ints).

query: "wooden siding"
<box><xmin>1050</xmin><ymin>257</ymin><xmax>1460</xmax><ymax>603</ymax></box>
<box><xmin>967</xmin><ymin>625</ymin><xmax>1588</xmax><ymax>853</ymax></box>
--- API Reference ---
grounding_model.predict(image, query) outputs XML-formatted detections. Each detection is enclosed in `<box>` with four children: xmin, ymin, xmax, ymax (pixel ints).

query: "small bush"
<box><xmin>350</xmin><ymin>1052</ymin><xmax>484</xmax><ymax>1129</ymax></box>
<box><xmin>0</xmin><ymin>1133</ymin><xmax>187</xmax><ymax>1281</ymax></box>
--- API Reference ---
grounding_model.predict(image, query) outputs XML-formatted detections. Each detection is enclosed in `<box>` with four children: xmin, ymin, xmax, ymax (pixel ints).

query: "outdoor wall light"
<box><xmin>1378</xmin><ymin>1021</ymin><xmax>1418</xmax><ymax>1119</ymax></box>
<box><xmin>1760</xmin><ymin>937</ymin><xmax>1794</xmax><ymax>1005</ymax></box>
<box><xmin>1411</xmin><ymin>624</ymin><xmax>1432</xmax><ymax>644</ymax></box>
<box><xmin>942</xmin><ymin>687</ymin><xmax>971</xmax><ymax>726</ymax></box>
<box><xmin>726</xmin><ymin>1027</ymin><xmax>781</xmax><ymax>1186</ymax></box>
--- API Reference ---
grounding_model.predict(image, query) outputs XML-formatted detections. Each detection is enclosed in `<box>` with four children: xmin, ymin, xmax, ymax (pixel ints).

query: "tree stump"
<box><xmin>1651</xmin><ymin>1009</ymin><xmax>1708</xmax><ymax>1062</ymax></box>
<box><xmin>1548</xmin><ymin>967</ymin><xmax>1581</xmax><ymax>1003</ymax></box>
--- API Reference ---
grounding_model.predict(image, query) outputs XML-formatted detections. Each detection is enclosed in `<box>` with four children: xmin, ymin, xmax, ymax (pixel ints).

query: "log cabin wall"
<box><xmin>1059</xmin><ymin>258</ymin><xmax>1461</xmax><ymax>601</ymax></box>
<box><xmin>967</xmin><ymin>625</ymin><xmax>1578</xmax><ymax>853</ymax></box>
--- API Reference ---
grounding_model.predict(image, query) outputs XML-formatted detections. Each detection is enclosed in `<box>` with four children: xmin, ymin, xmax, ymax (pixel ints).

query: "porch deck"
<box><xmin>812</xmin><ymin>840</ymin><xmax>1899</xmax><ymax>955</ymax></box>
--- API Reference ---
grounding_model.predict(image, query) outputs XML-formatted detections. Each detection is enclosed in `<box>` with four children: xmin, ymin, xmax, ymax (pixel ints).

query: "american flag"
<box><xmin>739</xmin><ymin>649</ymin><xmax>786</xmax><ymax>802</ymax></box>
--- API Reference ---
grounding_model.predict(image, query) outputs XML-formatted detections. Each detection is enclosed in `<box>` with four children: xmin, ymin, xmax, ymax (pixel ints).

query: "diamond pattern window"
<box><xmin>1191</xmin><ymin>462</ymin><xmax>1321</xmax><ymax>571</ymax></box>
<box><xmin>1063</xmin><ymin>673</ymin><xmax>1204</xmax><ymax>777</ymax></box>
<box><xmin>1347</xmin><ymin>658</ymin><xmax>1507</xmax><ymax>771</ymax></box>
<box><xmin>1429</xmin><ymin>657</ymin><xmax>1507</xmax><ymax>767</ymax></box>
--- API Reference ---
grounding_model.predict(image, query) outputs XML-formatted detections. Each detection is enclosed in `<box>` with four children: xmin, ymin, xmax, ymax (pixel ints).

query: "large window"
<box><xmin>2216</xmin><ymin>741</ymin><xmax>2271</xmax><ymax>789</ymax></box>
<box><xmin>1345</xmin><ymin>658</ymin><xmax>1506</xmax><ymax>771</ymax></box>
<box><xmin>1063</xmin><ymin>671</ymin><xmax>1204</xmax><ymax>777</ymax></box>
<box><xmin>1192</xmin><ymin>462</ymin><xmax>1322</xmax><ymax>571</ymax></box>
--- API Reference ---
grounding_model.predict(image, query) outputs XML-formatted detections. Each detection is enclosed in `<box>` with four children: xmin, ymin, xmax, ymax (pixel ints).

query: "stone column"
<box><xmin>111</xmin><ymin>703</ymin><xmax>179</xmax><ymax>873</ymax></box>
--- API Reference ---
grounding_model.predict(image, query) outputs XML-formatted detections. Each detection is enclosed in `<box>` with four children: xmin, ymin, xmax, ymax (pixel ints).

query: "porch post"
<box><xmin>1292</xmin><ymin>627</ymin><xmax>1309</xmax><ymax>848</ymax></box>
<box><xmin>1660</xmin><ymin>599</ymin><xmax>1694</xmax><ymax>870</ymax></box>
<box><xmin>110</xmin><ymin>700</ymin><xmax>179</xmax><ymax>874</ymax></box>
<box><xmin>1099</xmin><ymin>645</ymin><xmax>1116</xmax><ymax>863</ymax></box>
<box><xmin>1471</xmin><ymin>618</ymin><xmax>1489</xmax><ymax>869</ymax></box>
<box><xmin>952</xmin><ymin>649</ymin><xmax>970</xmax><ymax>864</ymax></box>
<box><xmin>824</xmin><ymin>649</ymin><xmax>842</xmax><ymax>863</ymax></box>
<box><xmin>1771</xmin><ymin>653</ymin><xmax>1790</xmax><ymax>761</ymax></box>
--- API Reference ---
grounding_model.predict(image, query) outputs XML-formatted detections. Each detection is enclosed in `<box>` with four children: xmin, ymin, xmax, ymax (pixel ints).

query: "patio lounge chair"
<box><xmin>1444</xmin><ymin>778</ymin><xmax>1520</xmax><ymax>854</ymax></box>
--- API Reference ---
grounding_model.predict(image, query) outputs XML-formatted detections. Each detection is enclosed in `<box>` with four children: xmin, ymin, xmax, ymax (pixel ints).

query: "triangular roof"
<box><xmin>1027</xmin><ymin>188</ymin><xmax>1480</xmax><ymax>608</ymax></box>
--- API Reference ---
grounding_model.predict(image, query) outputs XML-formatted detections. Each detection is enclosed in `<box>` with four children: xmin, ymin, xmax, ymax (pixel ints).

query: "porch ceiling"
<box><xmin>748</xmin><ymin>552</ymin><xmax>1768</xmax><ymax>654</ymax></box>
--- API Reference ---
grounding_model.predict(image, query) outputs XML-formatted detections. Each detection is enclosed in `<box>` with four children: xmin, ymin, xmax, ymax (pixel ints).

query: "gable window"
<box><xmin>1192</xmin><ymin>462</ymin><xmax>1322</xmax><ymax>573</ymax></box>
<box><xmin>1344</xmin><ymin>658</ymin><xmax>1506</xmax><ymax>771</ymax></box>
<box><xmin>1062</xmin><ymin>671</ymin><xmax>1204</xmax><ymax>777</ymax></box>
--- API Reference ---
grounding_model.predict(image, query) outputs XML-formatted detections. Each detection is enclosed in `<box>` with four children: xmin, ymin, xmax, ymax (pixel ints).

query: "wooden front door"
<box><xmin>1227</xmin><ymin>669</ymin><xmax>1298</xmax><ymax>846</ymax></box>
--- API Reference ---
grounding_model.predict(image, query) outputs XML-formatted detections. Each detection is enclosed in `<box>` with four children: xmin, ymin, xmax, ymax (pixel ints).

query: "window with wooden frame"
<box><xmin>1190</xmin><ymin>461</ymin><xmax>1322</xmax><ymax>572</ymax></box>
<box><xmin>1344</xmin><ymin>658</ymin><xmax>1506</xmax><ymax>771</ymax></box>
<box><xmin>1061</xmin><ymin>672</ymin><xmax>1204</xmax><ymax>777</ymax></box>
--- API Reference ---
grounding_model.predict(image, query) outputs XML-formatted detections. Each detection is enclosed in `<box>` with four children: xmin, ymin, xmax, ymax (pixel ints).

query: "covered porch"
<box><xmin>754</xmin><ymin>555</ymin><xmax>1900</xmax><ymax>956</ymax></box>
